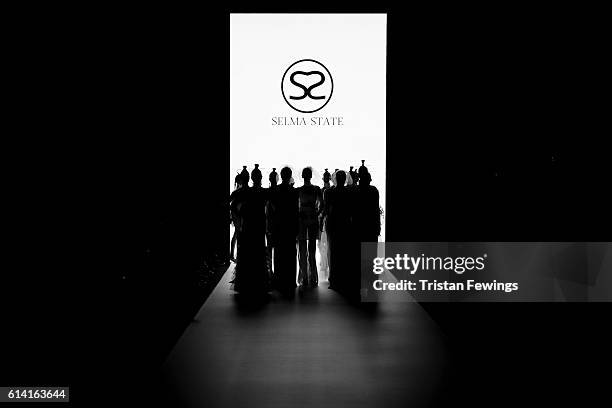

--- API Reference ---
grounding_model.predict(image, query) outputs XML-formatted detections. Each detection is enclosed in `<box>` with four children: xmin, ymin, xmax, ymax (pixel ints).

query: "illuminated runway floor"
<box><xmin>161</xmin><ymin>265</ymin><xmax>448</xmax><ymax>408</ymax></box>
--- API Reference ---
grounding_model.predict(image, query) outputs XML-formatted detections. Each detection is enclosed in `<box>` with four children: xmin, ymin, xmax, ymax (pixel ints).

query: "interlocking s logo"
<box><xmin>281</xmin><ymin>59</ymin><xmax>333</xmax><ymax>113</ymax></box>
<box><xmin>289</xmin><ymin>71</ymin><xmax>326</xmax><ymax>100</ymax></box>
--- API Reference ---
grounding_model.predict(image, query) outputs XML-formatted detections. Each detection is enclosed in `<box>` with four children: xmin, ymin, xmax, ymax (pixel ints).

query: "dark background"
<box><xmin>3</xmin><ymin>4</ymin><xmax>610</xmax><ymax>407</ymax></box>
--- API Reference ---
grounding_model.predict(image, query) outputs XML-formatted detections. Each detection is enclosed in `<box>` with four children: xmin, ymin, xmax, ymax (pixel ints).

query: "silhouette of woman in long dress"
<box><xmin>354</xmin><ymin>161</ymin><xmax>381</xmax><ymax>242</ymax></box>
<box><xmin>297</xmin><ymin>167</ymin><xmax>323</xmax><ymax>288</ymax></box>
<box><xmin>231</xmin><ymin>164</ymin><xmax>269</xmax><ymax>294</ymax></box>
<box><xmin>265</xmin><ymin>168</ymin><xmax>279</xmax><ymax>277</ymax></box>
<box><xmin>325</xmin><ymin>170</ymin><xmax>353</xmax><ymax>293</ymax></box>
<box><xmin>318</xmin><ymin>169</ymin><xmax>331</xmax><ymax>280</ymax></box>
<box><xmin>229</xmin><ymin>173</ymin><xmax>248</xmax><ymax>263</ymax></box>
<box><xmin>353</xmin><ymin>161</ymin><xmax>381</xmax><ymax>298</ymax></box>
<box><xmin>351</xmin><ymin>160</ymin><xmax>380</xmax><ymax>242</ymax></box>
<box><xmin>229</xmin><ymin>168</ymin><xmax>249</xmax><ymax>283</ymax></box>
<box><xmin>269</xmin><ymin>166</ymin><xmax>298</xmax><ymax>294</ymax></box>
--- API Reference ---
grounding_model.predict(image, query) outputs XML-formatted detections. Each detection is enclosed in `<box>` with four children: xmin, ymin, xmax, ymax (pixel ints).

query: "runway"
<box><xmin>161</xmin><ymin>265</ymin><xmax>449</xmax><ymax>408</ymax></box>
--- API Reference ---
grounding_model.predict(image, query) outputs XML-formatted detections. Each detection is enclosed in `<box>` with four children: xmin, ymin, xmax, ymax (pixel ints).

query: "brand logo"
<box><xmin>281</xmin><ymin>59</ymin><xmax>333</xmax><ymax>113</ymax></box>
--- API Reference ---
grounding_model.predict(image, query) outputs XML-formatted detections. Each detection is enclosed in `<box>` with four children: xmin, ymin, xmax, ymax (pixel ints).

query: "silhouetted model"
<box><xmin>269</xmin><ymin>167</ymin><xmax>298</xmax><ymax>294</ymax></box>
<box><xmin>351</xmin><ymin>164</ymin><xmax>360</xmax><ymax>186</ymax></box>
<box><xmin>344</xmin><ymin>167</ymin><xmax>354</xmax><ymax>187</ymax></box>
<box><xmin>229</xmin><ymin>167</ymin><xmax>249</xmax><ymax>283</ymax></box>
<box><xmin>232</xmin><ymin>165</ymin><xmax>269</xmax><ymax>294</ymax></box>
<box><xmin>318</xmin><ymin>169</ymin><xmax>332</xmax><ymax>278</ymax></box>
<box><xmin>325</xmin><ymin>170</ymin><xmax>353</xmax><ymax>293</ymax></box>
<box><xmin>358</xmin><ymin>159</ymin><xmax>367</xmax><ymax>176</ymax></box>
<box><xmin>265</xmin><ymin>167</ymin><xmax>279</xmax><ymax>276</ymax></box>
<box><xmin>354</xmin><ymin>161</ymin><xmax>380</xmax><ymax>243</ymax></box>
<box><xmin>229</xmin><ymin>173</ymin><xmax>245</xmax><ymax>262</ymax></box>
<box><xmin>297</xmin><ymin>167</ymin><xmax>323</xmax><ymax>287</ymax></box>
<box><xmin>269</xmin><ymin>167</ymin><xmax>278</xmax><ymax>188</ymax></box>
<box><xmin>348</xmin><ymin>166</ymin><xmax>357</xmax><ymax>187</ymax></box>
<box><xmin>353</xmin><ymin>161</ymin><xmax>381</xmax><ymax>298</ymax></box>
<box><xmin>240</xmin><ymin>165</ymin><xmax>250</xmax><ymax>187</ymax></box>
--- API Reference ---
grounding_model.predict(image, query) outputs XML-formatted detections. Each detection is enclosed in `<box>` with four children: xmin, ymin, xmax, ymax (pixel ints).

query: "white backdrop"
<box><xmin>230</xmin><ymin>13</ymin><xmax>386</xmax><ymax>240</ymax></box>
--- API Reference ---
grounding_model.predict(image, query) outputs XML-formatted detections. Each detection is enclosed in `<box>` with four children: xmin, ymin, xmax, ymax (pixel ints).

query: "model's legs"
<box><xmin>307</xmin><ymin>236</ymin><xmax>317</xmax><ymax>286</ymax></box>
<box><xmin>317</xmin><ymin>231</ymin><xmax>328</xmax><ymax>276</ymax></box>
<box><xmin>230</xmin><ymin>230</ymin><xmax>238</xmax><ymax>261</ymax></box>
<box><xmin>298</xmin><ymin>239</ymin><xmax>308</xmax><ymax>286</ymax></box>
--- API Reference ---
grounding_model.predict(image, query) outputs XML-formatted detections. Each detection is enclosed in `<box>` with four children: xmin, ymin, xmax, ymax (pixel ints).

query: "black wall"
<box><xmin>101</xmin><ymin>13</ymin><xmax>231</xmax><ymax>396</ymax></box>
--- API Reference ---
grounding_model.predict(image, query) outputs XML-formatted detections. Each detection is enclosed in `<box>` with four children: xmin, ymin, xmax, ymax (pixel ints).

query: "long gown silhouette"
<box><xmin>269</xmin><ymin>167</ymin><xmax>298</xmax><ymax>294</ymax></box>
<box><xmin>325</xmin><ymin>170</ymin><xmax>353</xmax><ymax>293</ymax></box>
<box><xmin>297</xmin><ymin>167</ymin><xmax>322</xmax><ymax>287</ymax></box>
<box><xmin>318</xmin><ymin>169</ymin><xmax>331</xmax><ymax>279</ymax></box>
<box><xmin>354</xmin><ymin>163</ymin><xmax>380</xmax><ymax>243</ymax></box>
<box><xmin>231</xmin><ymin>164</ymin><xmax>269</xmax><ymax>294</ymax></box>
<box><xmin>229</xmin><ymin>173</ymin><xmax>245</xmax><ymax>263</ymax></box>
<box><xmin>265</xmin><ymin>168</ymin><xmax>278</xmax><ymax>277</ymax></box>
<box><xmin>353</xmin><ymin>163</ymin><xmax>381</xmax><ymax>298</ymax></box>
<box><xmin>229</xmin><ymin>167</ymin><xmax>249</xmax><ymax>284</ymax></box>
